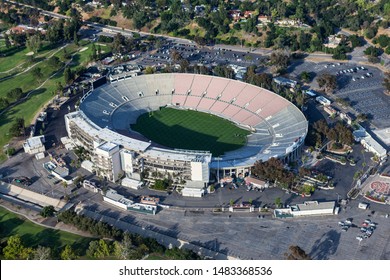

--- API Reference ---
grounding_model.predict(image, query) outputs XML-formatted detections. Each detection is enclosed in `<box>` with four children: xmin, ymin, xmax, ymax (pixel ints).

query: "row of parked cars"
<box><xmin>356</xmin><ymin>219</ymin><xmax>376</xmax><ymax>241</ymax></box>
<box><xmin>338</xmin><ymin>218</ymin><xmax>353</xmax><ymax>231</ymax></box>
<box><xmin>12</xmin><ymin>176</ymin><xmax>32</xmax><ymax>187</ymax></box>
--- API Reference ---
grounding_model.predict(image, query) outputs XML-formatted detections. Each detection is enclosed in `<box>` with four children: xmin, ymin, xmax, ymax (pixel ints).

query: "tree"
<box><xmin>3</xmin><ymin>235</ymin><xmax>33</xmax><ymax>260</ymax></box>
<box><xmin>6</xmin><ymin>88</ymin><xmax>24</xmax><ymax>101</ymax></box>
<box><xmin>73</xmin><ymin>30</ymin><xmax>79</xmax><ymax>46</ymax></box>
<box><xmin>48</xmin><ymin>56</ymin><xmax>61</xmax><ymax>69</ymax></box>
<box><xmin>40</xmin><ymin>205</ymin><xmax>55</xmax><ymax>217</ymax></box>
<box><xmin>90</xmin><ymin>43</ymin><xmax>98</xmax><ymax>61</ymax></box>
<box><xmin>383</xmin><ymin>72</ymin><xmax>390</xmax><ymax>94</ymax></box>
<box><xmin>56</xmin><ymin>82</ymin><xmax>64</xmax><ymax>95</ymax></box>
<box><xmin>64</xmin><ymin>67</ymin><xmax>74</xmax><ymax>85</ymax></box>
<box><xmin>275</xmin><ymin>197</ymin><xmax>282</xmax><ymax>208</ymax></box>
<box><xmin>87</xmin><ymin>239</ymin><xmax>112</xmax><ymax>259</ymax></box>
<box><xmin>113</xmin><ymin>234</ymin><xmax>136</xmax><ymax>260</ymax></box>
<box><xmin>60</xmin><ymin>245</ymin><xmax>77</xmax><ymax>260</ymax></box>
<box><xmin>112</xmin><ymin>32</ymin><xmax>125</xmax><ymax>54</ymax></box>
<box><xmin>179</xmin><ymin>59</ymin><xmax>190</xmax><ymax>72</ymax></box>
<box><xmin>251</xmin><ymin>158</ymin><xmax>295</xmax><ymax>187</ymax></box>
<box><xmin>32</xmin><ymin>67</ymin><xmax>43</xmax><ymax>82</ymax></box>
<box><xmin>0</xmin><ymin>97</ymin><xmax>9</xmax><ymax>108</ymax></box>
<box><xmin>364</xmin><ymin>46</ymin><xmax>381</xmax><ymax>63</ymax></box>
<box><xmin>284</xmin><ymin>245</ymin><xmax>311</xmax><ymax>260</ymax></box>
<box><xmin>26</xmin><ymin>34</ymin><xmax>42</xmax><ymax>54</ymax></box>
<box><xmin>145</xmin><ymin>66</ymin><xmax>154</xmax><ymax>74</ymax></box>
<box><xmin>9</xmin><ymin>117</ymin><xmax>25</xmax><ymax>137</ymax></box>
<box><xmin>270</xmin><ymin>49</ymin><xmax>291</xmax><ymax>73</ymax></box>
<box><xmin>33</xmin><ymin>246</ymin><xmax>52</xmax><ymax>260</ymax></box>
<box><xmin>348</xmin><ymin>34</ymin><xmax>362</xmax><ymax>48</ymax></box>
<box><xmin>299</xmin><ymin>71</ymin><xmax>312</xmax><ymax>83</ymax></box>
<box><xmin>170</xmin><ymin>49</ymin><xmax>182</xmax><ymax>63</ymax></box>
<box><xmin>316</xmin><ymin>73</ymin><xmax>337</xmax><ymax>94</ymax></box>
<box><xmin>4</xmin><ymin>33</ymin><xmax>11</xmax><ymax>48</ymax></box>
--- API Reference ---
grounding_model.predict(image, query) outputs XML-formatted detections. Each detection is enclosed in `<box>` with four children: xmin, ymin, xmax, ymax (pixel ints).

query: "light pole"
<box><xmin>336</xmin><ymin>192</ymin><xmax>340</xmax><ymax>202</ymax></box>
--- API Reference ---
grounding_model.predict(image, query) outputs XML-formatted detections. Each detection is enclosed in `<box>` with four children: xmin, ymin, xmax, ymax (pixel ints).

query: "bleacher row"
<box><xmin>79</xmin><ymin>73</ymin><xmax>308</xmax><ymax>164</ymax></box>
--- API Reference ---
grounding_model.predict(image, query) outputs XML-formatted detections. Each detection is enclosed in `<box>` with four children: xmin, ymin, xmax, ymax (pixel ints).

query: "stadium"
<box><xmin>65</xmin><ymin>73</ymin><xmax>308</xmax><ymax>197</ymax></box>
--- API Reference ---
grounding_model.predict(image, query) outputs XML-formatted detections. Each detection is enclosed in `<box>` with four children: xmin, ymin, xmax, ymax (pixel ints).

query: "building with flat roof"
<box><xmin>353</xmin><ymin>126</ymin><xmax>387</xmax><ymax>161</ymax></box>
<box><xmin>103</xmin><ymin>189</ymin><xmax>157</xmax><ymax>214</ymax></box>
<box><xmin>316</xmin><ymin>96</ymin><xmax>332</xmax><ymax>106</ymax></box>
<box><xmin>121</xmin><ymin>177</ymin><xmax>143</xmax><ymax>189</ymax></box>
<box><xmin>245</xmin><ymin>176</ymin><xmax>269</xmax><ymax>188</ymax></box>
<box><xmin>273</xmin><ymin>77</ymin><xmax>297</xmax><ymax>88</ymax></box>
<box><xmin>23</xmin><ymin>136</ymin><xmax>45</xmax><ymax>154</ymax></box>
<box><xmin>140</xmin><ymin>196</ymin><xmax>160</xmax><ymax>206</ymax></box>
<box><xmin>274</xmin><ymin>200</ymin><xmax>336</xmax><ymax>218</ymax></box>
<box><xmin>103</xmin><ymin>189</ymin><xmax>134</xmax><ymax>210</ymax></box>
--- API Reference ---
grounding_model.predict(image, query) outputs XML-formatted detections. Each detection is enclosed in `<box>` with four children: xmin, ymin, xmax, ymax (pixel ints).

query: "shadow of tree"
<box><xmin>309</xmin><ymin>229</ymin><xmax>341</xmax><ymax>260</ymax></box>
<box><xmin>0</xmin><ymin>216</ymin><xmax>24</xmax><ymax>239</ymax></box>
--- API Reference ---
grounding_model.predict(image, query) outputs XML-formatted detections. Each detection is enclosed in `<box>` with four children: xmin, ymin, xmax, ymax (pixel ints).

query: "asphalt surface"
<box><xmin>77</xmin><ymin>194</ymin><xmax>390</xmax><ymax>260</ymax></box>
<box><xmin>288</xmin><ymin>61</ymin><xmax>389</xmax><ymax>129</ymax></box>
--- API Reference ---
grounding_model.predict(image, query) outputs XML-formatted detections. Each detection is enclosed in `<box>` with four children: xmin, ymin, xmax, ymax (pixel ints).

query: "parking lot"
<box><xmin>137</xmin><ymin>39</ymin><xmax>265</xmax><ymax>69</ymax></box>
<box><xmin>288</xmin><ymin>61</ymin><xmax>390</xmax><ymax>129</ymax></box>
<box><xmin>76</xmin><ymin>195</ymin><xmax>390</xmax><ymax>259</ymax></box>
<box><xmin>0</xmin><ymin>148</ymin><xmax>92</xmax><ymax>200</ymax></box>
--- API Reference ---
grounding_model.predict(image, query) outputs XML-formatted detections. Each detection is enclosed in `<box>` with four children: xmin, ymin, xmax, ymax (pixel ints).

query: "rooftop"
<box><xmin>25</xmin><ymin>136</ymin><xmax>44</xmax><ymax>148</ymax></box>
<box><xmin>295</xmin><ymin>201</ymin><xmax>336</xmax><ymax>212</ymax></box>
<box><xmin>245</xmin><ymin>176</ymin><xmax>266</xmax><ymax>186</ymax></box>
<box><xmin>105</xmin><ymin>189</ymin><xmax>134</xmax><ymax>206</ymax></box>
<box><xmin>97</xmin><ymin>142</ymin><xmax>118</xmax><ymax>152</ymax></box>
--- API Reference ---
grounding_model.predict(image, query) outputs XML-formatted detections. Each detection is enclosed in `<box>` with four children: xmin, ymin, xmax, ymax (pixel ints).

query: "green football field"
<box><xmin>131</xmin><ymin>107</ymin><xmax>250</xmax><ymax>156</ymax></box>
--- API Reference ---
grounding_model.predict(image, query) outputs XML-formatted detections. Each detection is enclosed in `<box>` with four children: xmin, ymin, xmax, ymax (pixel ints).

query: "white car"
<box><xmin>356</xmin><ymin>236</ymin><xmax>363</xmax><ymax>241</ymax></box>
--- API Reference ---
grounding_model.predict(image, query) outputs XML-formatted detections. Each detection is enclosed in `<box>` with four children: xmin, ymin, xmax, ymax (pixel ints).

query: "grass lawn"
<box><xmin>131</xmin><ymin>108</ymin><xmax>250</xmax><ymax>156</ymax></box>
<box><xmin>0</xmin><ymin>206</ymin><xmax>93</xmax><ymax>257</ymax></box>
<box><xmin>0</xmin><ymin>40</ymin><xmax>111</xmax><ymax>161</ymax></box>
<box><xmin>0</xmin><ymin>46</ymin><xmax>30</xmax><ymax>73</ymax></box>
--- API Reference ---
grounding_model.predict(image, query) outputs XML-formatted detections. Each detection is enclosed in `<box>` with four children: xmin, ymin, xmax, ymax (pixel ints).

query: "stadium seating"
<box><xmin>184</xmin><ymin>96</ymin><xmax>202</xmax><ymax>109</ymax></box>
<box><xmin>221</xmin><ymin>104</ymin><xmax>243</xmax><ymax>119</ymax></box>
<box><xmin>204</xmin><ymin>77</ymin><xmax>230</xmax><ymax>98</ymax></box>
<box><xmin>190</xmin><ymin>75</ymin><xmax>213</xmax><ymax>96</ymax></box>
<box><xmin>219</xmin><ymin>80</ymin><xmax>246</xmax><ymax>103</ymax></box>
<box><xmin>80</xmin><ymin>73</ymin><xmax>308</xmax><ymax>169</ymax></box>
<box><xmin>209</xmin><ymin>100</ymin><xmax>230</xmax><ymax>114</ymax></box>
<box><xmin>234</xmin><ymin>85</ymin><xmax>261</xmax><ymax>107</ymax></box>
<box><xmin>197</xmin><ymin>97</ymin><xmax>217</xmax><ymax>111</ymax></box>
<box><xmin>174</xmin><ymin>73</ymin><xmax>194</xmax><ymax>94</ymax></box>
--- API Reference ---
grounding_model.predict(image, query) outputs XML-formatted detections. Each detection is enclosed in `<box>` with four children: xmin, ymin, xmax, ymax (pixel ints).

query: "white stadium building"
<box><xmin>65</xmin><ymin>73</ymin><xmax>308</xmax><ymax>195</ymax></box>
